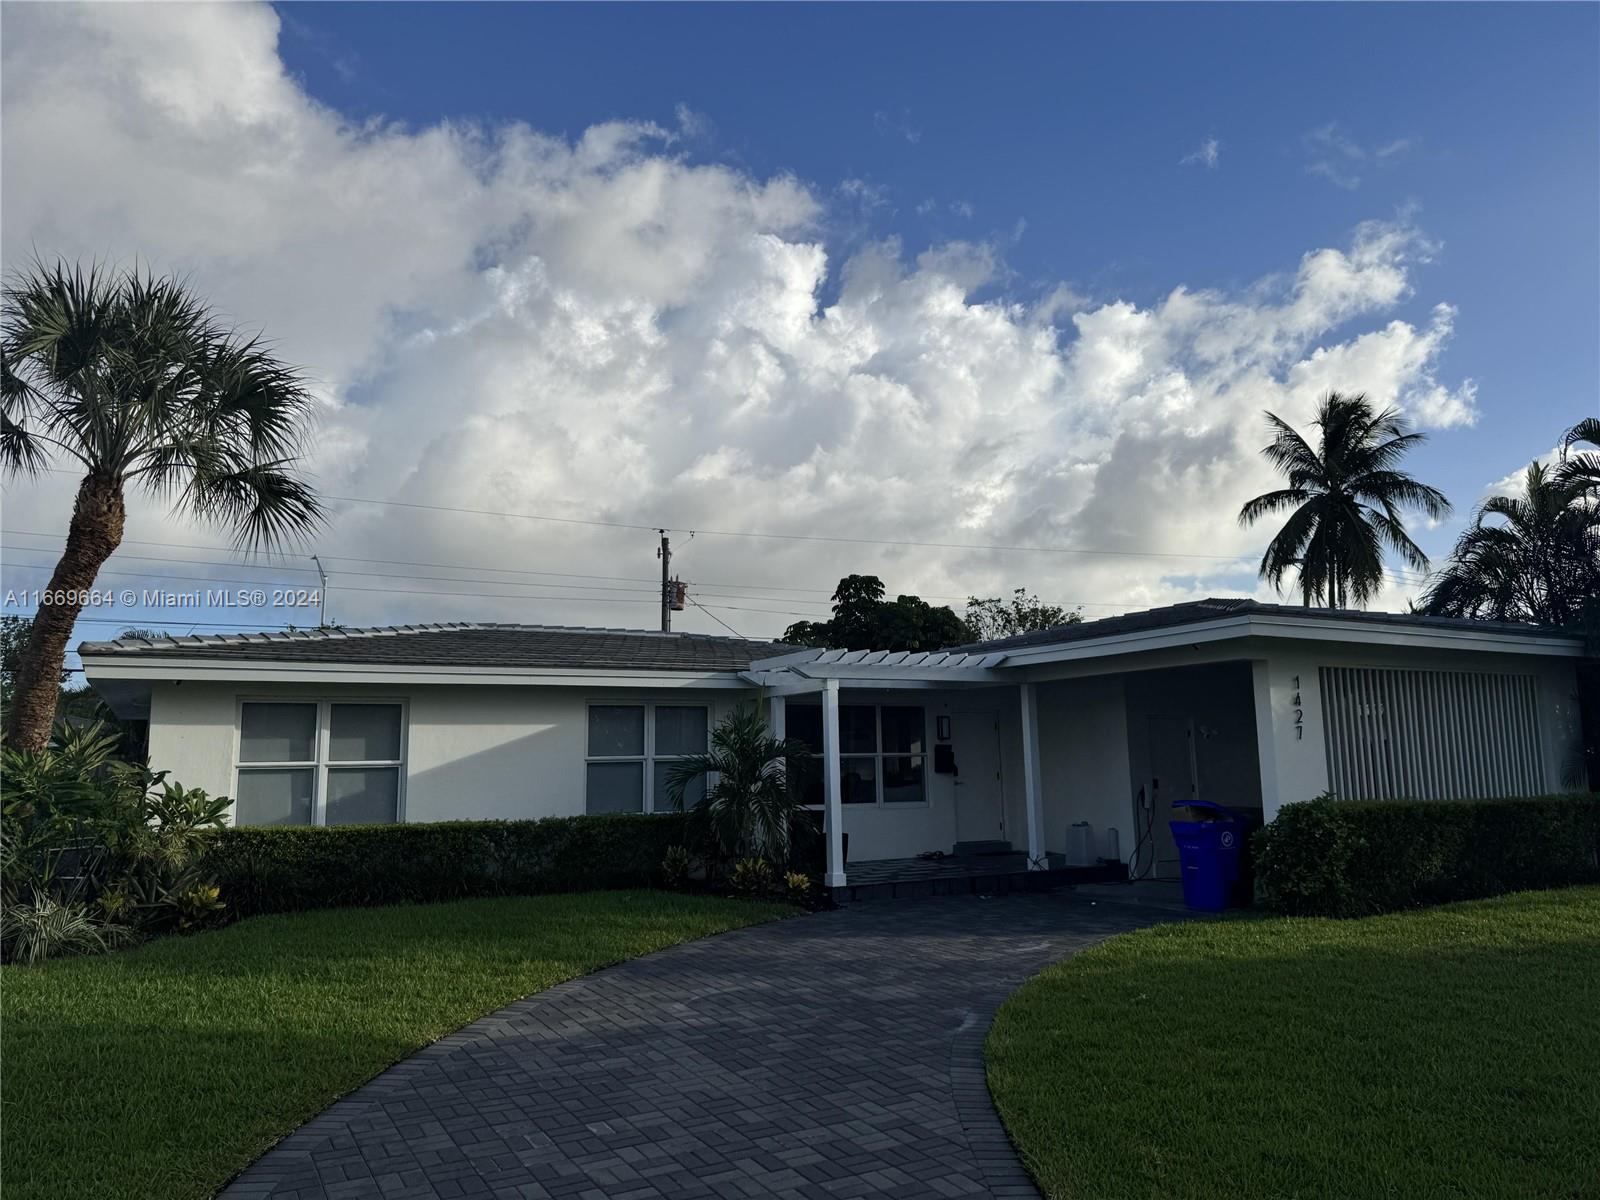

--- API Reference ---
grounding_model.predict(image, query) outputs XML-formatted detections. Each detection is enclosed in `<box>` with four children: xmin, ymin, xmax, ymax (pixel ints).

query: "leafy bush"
<box><xmin>199</xmin><ymin>813</ymin><xmax>688</xmax><ymax>918</ymax></box>
<box><xmin>2</xmin><ymin>723</ymin><xmax>230</xmax><ymax>961</ymax></box>
<box><xmin>727</xmin><ymin>856</ymin><xmax>776</xmax><ymax>896</ymax></box>
<box><xmin>1255</xmin><ymin>793</ymin><xmax>1600</xmax><ymax>917</ymax></box>
<box><xmin>783</xmin><ymin>870</ymin><xmax>812</xmax><ymax>901</ymax></box>
<box><xmin>0</xmin><ymin>895</ymin><xmax>133</xmax><ymax>965</ymax></box>
<box><xmin>660</xmin><ymin>844</ymin><xmax>693</xmax><ymax>888</ymax></box>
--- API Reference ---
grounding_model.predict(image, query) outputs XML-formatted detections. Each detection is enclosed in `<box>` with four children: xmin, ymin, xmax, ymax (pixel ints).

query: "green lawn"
<box><xmin>1</xmin><ymin>891</ymin><xmax>788</xmax><ymax>1200</ymax></box>
<box><xmin>987</xmin><ymin>887</ymin><xmax>1600</xmax><ymax>1200</ymax></box>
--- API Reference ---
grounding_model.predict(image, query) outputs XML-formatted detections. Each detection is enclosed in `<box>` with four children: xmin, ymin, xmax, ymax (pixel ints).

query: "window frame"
<box><xmin>790</xmin><ymin>701</ymin><xmax>931</xmax><ymax>809</ymax></box>
<box><xmin>233</xmin><ymin>697</ymin><xmax>408</xmax><ymax>827</ymax></box>
<box><xmin>583</xmin><ymin>700</ymin><xmax>711</xmax><ymax>815</ymax></box>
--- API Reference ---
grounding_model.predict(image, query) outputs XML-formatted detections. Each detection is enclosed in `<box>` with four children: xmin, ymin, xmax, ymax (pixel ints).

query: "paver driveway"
<box><xmin>223</xmin><ymin>890</ymin><xmax>1177</xmax><ymax>1200</ymax></box>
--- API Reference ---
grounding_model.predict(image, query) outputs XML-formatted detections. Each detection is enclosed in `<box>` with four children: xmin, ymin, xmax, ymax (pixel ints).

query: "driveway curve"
<box><xmin>223</xmin><ymin>891</ymin><xmax>1173</xmax><ymax>1200</ymax></box>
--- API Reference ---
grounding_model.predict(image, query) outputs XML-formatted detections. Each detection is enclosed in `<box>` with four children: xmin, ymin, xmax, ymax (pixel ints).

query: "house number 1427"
<box><xmin>1291</xmin><ymin>675</ymin><xmax>1304</xmax><ymax>741</ymax></box>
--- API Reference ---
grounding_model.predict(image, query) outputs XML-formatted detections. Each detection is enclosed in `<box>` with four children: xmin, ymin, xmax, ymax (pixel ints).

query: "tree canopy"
<box><xmin>781</xmin><ymin>575</ymin><xmax>970</xmax><ymax>651</ymax></box>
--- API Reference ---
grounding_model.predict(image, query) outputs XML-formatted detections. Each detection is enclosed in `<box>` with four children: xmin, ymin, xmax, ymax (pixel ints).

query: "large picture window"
<box><xmin>585</xmin><ymin>702</ymin><xmax>709</xmax><ymax>815</ymax></box>
<box><xmin>235</xmin><ymin>700</ymin><xmax>405</xmax><ymax>826</ymax></box>
<box><xmin>787</xmin><ymin>702</ymin><xmax>927</xmax><ymax>807</ymax></box>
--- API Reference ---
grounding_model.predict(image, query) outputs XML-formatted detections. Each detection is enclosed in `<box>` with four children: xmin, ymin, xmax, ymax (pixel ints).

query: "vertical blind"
<box><xmin>1319</xmin><ymin>667</ymin><xmax>1545</xmax><ymax>801</ymax></box>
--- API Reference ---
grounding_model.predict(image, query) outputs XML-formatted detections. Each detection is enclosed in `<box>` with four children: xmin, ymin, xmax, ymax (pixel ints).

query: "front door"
<box><xmin>1146</xmin><ymin>716</ymin><xmax>1196</xmax><ymax>879</ymax></box>
<box><xmin>952</xmin><ymin>711</ymin><xmax>1005</xmax><ymax>844</ymax></box>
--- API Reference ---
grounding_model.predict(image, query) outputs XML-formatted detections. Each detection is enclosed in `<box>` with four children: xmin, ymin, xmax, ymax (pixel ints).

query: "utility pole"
<box><xmin>658</xmin><ymin>531</ymin><xmax>671</xmax><ymax>632</ymax></box>
<box><xmin>311</xmin><ymin>555</ymin><xmax>329</xmax><ymax>627</ymax></box>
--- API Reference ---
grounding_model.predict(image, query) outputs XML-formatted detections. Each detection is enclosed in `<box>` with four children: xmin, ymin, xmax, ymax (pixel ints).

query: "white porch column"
<box><xmin>768</xmin><ymin>693</ymin><xmax>786</xmax><ymax>741</ymax></box>
<box><xmin>821</xmin><ymin>678</ymin><xmax>846</xmax><ymax>887</ymax></box>
<box><xmin>1019</xmin><ymin>682</ymin><xmax>1047</xmax><ymax>870</ymax></box>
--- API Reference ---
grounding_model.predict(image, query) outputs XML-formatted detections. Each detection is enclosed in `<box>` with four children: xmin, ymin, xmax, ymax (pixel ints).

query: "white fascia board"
<box><xmin>79</xmin><ymin>657</ymin><xmax>758</xmax><ymax>691</ymax></box>
<box><xmin>786</xmin><ymin>662</ymin><xmax>1010</xmax><ymax>684</ymax></box>
<box><xmin>992</xmin><ymin>614</ymin><xmax>1583</xmax><ymax>669</ymax></box>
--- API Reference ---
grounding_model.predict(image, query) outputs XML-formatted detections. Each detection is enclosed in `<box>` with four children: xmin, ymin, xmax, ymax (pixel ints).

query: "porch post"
<box><xmin>1019</xmin><ymin>682</ymin><xmax>1047</xmax><ymax>870</ymax></box>
<box><xmin>768</xmin><ymin>693</ymin><xmax>786</xmax><ymax>741</ymax></box>
<box><xmin>821</xmin><ymin>678</ymin><xmax>846</xmax><ymax>887</ymax></box>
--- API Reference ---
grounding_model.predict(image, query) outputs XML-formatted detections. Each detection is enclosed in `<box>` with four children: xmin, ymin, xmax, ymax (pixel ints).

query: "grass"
<box><xmin>986</xmin><ymin>887</ymin><xmax>1600</xmax><ymax>1200</ymax></box>
<box><xmin>1</xmin><ymin>890</ymin><xmax>789</xmax><ymax>1200</ymax></box>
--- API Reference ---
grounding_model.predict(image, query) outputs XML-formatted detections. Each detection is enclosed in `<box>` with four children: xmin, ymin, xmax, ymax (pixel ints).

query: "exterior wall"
<box><xmin>1029</xmin><ymin>676</ymin><xmax>1132</xmax><ymax>863</ymax></box>
<box><xmin>146</xmin><ymin>680</ymin><xmax>751</xmax><ymax>826</ymax></box>
<box><xmin>1250</xmin><ymin>640</ymin><xmax>1583</xmax><ymax>820</ymax></box>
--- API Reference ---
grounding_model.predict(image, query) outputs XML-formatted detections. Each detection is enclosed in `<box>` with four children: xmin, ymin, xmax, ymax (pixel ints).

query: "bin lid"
<box><xmin>1169</xmin><ymin>799</ymin><xmax>1240</xmax><ymax>819</ymax></box>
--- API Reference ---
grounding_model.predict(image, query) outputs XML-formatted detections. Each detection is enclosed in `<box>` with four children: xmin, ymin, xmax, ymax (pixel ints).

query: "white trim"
<box><xmin>995</xmin><ymin>613</ymin><xmax>1582</xmax><ymax>669</ymax></box>
<box><xmin>1018</xmin><ymin>683</ymin><xmax>1045</xmax><ymax>870</ymax></box>
<box><xmin>83</xmin><ymin>657</ymin><xmax>751</xmax><ymax>689</ymax></box>
<box><xmin>233</xmin><ymin>696</ymin><xmax>409</xmax><ymax>827</ymax></box>
<box><xmin>822</xmin><ymin>679</ymin><xmax>845</xmax><ymax>888</ymax></box>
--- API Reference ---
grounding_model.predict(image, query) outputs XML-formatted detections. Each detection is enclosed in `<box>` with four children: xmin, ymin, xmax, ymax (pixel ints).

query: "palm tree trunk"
<box><xmin>3</xmin><ymin>475</ymin><xmax>125</xmax><ymax>752</ymax></box>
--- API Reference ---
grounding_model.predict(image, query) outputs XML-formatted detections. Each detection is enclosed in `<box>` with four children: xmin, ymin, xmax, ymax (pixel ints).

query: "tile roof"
<box><xmin>954</xmin><ymin>597</ymin><xmax>1581</xmax><ymax>654</ymax></box>
<box><xmin>77</xmin><ymin>623</ymin><xmax>792</xmax><ymax>673</ymax></box>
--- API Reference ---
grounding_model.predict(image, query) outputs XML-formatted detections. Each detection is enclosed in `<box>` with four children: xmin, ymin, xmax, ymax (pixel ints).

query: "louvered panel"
<box><xmin>1319</xmin><ymin>667</ymin><xmax>1545</xmax><ymax>801</ymax></box>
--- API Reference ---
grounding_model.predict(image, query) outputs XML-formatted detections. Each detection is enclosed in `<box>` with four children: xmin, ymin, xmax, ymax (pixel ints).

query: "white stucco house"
<box><xmin>81</xmin><ymin>598</ymin><xmax>1588</xmax><ymax>891</ymax></box>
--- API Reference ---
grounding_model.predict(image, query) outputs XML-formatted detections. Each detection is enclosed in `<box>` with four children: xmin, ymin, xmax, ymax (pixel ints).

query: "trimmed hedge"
<box><xmin>1255</xmin><ymin>794</ymin><xmax>1600</xmax><ymax>917</ymax></box>
<box><xmin>200</xmin><ymin>813</ymin><xmax>688</xmax><ymax>919</ymax></box>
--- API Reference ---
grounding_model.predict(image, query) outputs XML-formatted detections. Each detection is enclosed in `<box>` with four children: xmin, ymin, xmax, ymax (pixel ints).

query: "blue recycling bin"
<box><xmin>1168</xmin><ymin>800</ymin><xmax>1246</xmax><ymax>912</ymax></box>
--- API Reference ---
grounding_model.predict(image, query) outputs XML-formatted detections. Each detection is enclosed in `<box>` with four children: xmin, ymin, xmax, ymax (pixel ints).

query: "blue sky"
<box><xmin>278</xmin><ymin>0</ymin><xmax>1598</xmax><ymax>505</ymax></box>
<box><xmin>2</xmin><ymin>1</ymin><xmax>1597</xmax><ymax>654</ymax></box>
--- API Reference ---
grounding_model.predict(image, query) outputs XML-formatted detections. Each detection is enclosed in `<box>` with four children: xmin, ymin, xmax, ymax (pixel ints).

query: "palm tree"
<box><xmin>1239</xmin><ymin>392</ymin><xmax>1450</xmax><ymax>608</ymax></box>
<box><xmin>664</xmin><ymin>706</ymin><xmax>816</xmax><ymax>864</ymax></box>
<box><xmin>1419</xmin><ymin>460</ymin><xmax>1600</xmax><ymax>627</ymax></box>
<box><xmin>1558</xmin><ymin>416</ymin><xmax>1600</xmax><ymax>495</ymax></box>
<box><xmin>1</xmin><ymin>262</ymin><xmax>323</xmax><ymax>751</ymax></box>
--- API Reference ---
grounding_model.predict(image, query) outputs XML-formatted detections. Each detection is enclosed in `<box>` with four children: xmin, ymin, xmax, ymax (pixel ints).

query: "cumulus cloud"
<box><xmin>1</xmin><ymin>3</ymin><xmax>1475</xmax><ymax>636</ymax></box>
<box><xmin>1181</xmin><ymin>136</ymin><xmax>1221</xmax><ymax>170</ymax></box>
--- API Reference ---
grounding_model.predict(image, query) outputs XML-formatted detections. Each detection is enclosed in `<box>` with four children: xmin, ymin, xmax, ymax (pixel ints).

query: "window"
<box><xmin>236</xmin><ymin>701</ymin><xmax>405</xmax><ymax>826</ymax></box>
<box><xmin>788</xmin><ymin>702</ymin><xmax>927</xmax><ymax>807</ymax></box>
<box><xmin>585</xmin><ymin>702</ymin><xmax>708</xmax><ymax>815</ymax></box>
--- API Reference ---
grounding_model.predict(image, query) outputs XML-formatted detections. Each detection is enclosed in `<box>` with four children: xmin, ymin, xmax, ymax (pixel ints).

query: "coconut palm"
<box><xmin>1239</xmin><ymin>392</ymin><xmax>1451</xmax><ymax>608</ymax></box>
<box><xmin>663</xmin><ymin>705</ymin><xmax>816</xmax><ymax>864</ymax></box>
<box><xmin>1419</xmin><ymin>460</ymin><xmax>1600</xmax><ymax>627</ymax></box>
<box><xmin>1558</xmin><ymin>416</ymin><xmax>1600</xmax><ymax>495</ymax></box>
<box><xmin>1</xmin><ymin>262</ymin><xmax>323</xmax><ymax>751</ymax></box>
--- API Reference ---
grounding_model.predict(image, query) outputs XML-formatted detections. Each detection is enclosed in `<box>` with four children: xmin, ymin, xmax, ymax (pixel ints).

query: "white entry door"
<box><xmin>952</xmin><ymin>712</ymin><xmax>1006</xmax><ymax>843</ymax></box>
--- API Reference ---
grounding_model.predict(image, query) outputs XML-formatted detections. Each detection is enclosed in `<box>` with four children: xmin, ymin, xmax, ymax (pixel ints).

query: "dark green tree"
<box><xmin>1239</xmin><ymin>391</ymin><xmax>1450</xmax><ymax>608</ymax></box>
<box><xmin>782</xmin><ymin>575</ymin><xmax>970</xmax><ymax>651</ymax></box>
<box><xmin>964</xmin><ymin>588</ymin><xmax>1080</xmax><ymax>641</ymax></box>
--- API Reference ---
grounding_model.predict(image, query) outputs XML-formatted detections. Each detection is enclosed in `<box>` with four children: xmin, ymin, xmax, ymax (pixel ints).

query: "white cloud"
<box><xmin>1302</xmin><ymin>122</ymin><xmax>1416</xmax><ymax>189</ymax></box>
<box><xmin>872</xmin><ymin>108</ymin><xmax>921</xmax><ymax>145</ymax></box>
<box><xmin>1181</xmin><ymin>136</ymin><xmax>1221</xmax><ymax>170</ymax></box>
<box><xmin>1</xmin><ymin>3</ymin><xmax>1474</xmax><ymax>634</ymax></box>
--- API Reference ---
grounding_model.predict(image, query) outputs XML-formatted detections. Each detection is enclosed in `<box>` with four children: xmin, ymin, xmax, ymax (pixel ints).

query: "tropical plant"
<box><xmin>1419</xmin><ymin>460</ymin><xmax>1600</xmax><ymax>628</ymax></box>
<box><xmin>1239</xmin><ymin>391</ymin><xmax>1450</xmax><ymax>608</ymax></box>
<box><xmin>660</xmin><ymin>844</ymin><xmax>693</xmax><ymax>888</ymax></box>
<box><xmin>1558</xmin><ymin>416</ymin><xmax>1600</xmax><ymax>495</ymax></box>
<box><xmin>1</xmin><ymin>261</ymin><xmax>324</xmax><ymax>751</ymax></box>
<box><xmin>965</xmin><ymin>588</ymin><xmax>1081</xmax><ymax>642</ymax></box>
<box><xmin>0</xmin><ymin>895</ymin><xmax>133</xmax><ymax>966</ymax></box>
<box><xmin>663</xmin><ymin>705</ymin><xmax>816</xmax><ymax>864</ymax></box>
<box><xmin>783</xmin><ymin>870</ymin><xmax>813</xmax><ymax>901</ymax></box>
<box><xmin>727</xmin><ymin>857</ymin><xmax>777</xmax><ymax>896</ymax></box>
<box><xmin>1</xmin><ymin>721</ymin><xmax>231</xmax><ymax>960</ymax></box>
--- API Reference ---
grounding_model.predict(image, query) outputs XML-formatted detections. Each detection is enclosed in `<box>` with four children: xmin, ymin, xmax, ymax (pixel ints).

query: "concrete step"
<box><xmin>952</xmin><ymin>840</ymin><xmax>1013</xmax><ymax>856</ymax></box>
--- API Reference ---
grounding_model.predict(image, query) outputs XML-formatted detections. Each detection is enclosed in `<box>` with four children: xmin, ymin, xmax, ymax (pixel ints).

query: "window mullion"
<box><xmin>314</xmin><ymin>700</ymin><xmax>330</xmax><ymax>826</ymax></box>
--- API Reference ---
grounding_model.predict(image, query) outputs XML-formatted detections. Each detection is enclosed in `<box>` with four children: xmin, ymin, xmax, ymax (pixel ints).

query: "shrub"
<box><xmin>199</xmin><ymin>813</ymin><xmax>688</xmax><ymax>918</ymax></box>
<box><xmin>1256</xmin><ymin>793</ymin><xmax>1600</xmax><ymax>917</ymax></box>
<box><xmin>660</xmin><ymin>844</ymin><xmax>693</xmax><ymax>888</ymax></box>
<box><xmin>727</xmin><ymin>856</ymin><xmax>776</xmax><ymax>896</ymax></box>
<box><xmin>0</xmin><ymin>895</ymin><xmax>134</xmax><ymax>965</ymax></box>
<box><xmin>1</xmin><ymin>723</ymin><xmax>230</xmax><ymax>961</ymax></box>
<box><xmin>783</xmin><ymin>870</ymin><xmax>812</xmax><ymax>901</ymax></box>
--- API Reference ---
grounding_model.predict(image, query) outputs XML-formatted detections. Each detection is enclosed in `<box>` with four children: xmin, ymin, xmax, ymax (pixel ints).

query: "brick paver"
<box><xmin>221</xmin><ymin>891</ymin><xmax>1175</xmax><ymax>1200</ymax></box>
